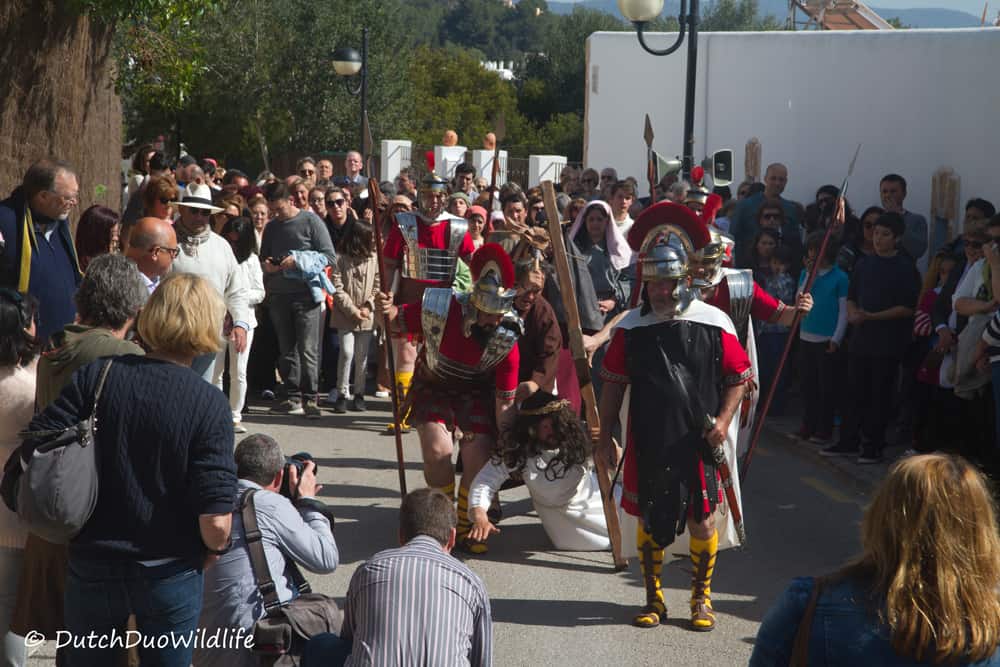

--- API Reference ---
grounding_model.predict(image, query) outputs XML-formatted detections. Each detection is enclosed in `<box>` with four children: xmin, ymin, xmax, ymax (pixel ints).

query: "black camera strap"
<box><xmin>239</xmin><ymin>489</ymin><xmax>311</xmax><ymax>618</ymax></box>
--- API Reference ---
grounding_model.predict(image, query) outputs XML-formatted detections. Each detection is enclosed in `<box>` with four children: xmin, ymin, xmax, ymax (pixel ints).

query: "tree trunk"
<box><xmin>0</xmin><ymin>0</ymin><xmax>122</xmax><ymax>220</ymax></box>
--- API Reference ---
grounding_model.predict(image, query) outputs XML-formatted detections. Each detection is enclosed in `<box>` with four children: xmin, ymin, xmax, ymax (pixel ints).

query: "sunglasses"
<box><xmin>158</xmin><ymin>197</ymin><xmax>172</xmax><ymax>205</ymax></box>
<box><xmin>327</xmin><ymin>199</ymin><xmax>347</xmax><ymax>207</ymax></box>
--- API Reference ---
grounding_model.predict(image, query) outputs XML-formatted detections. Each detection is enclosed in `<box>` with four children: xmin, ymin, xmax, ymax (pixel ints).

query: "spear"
<box><xmin>740</xmin><ymin>144</ymin><xmax>862</xmax><ymax>483</ymax></box>
<box><xmin>368</xmin><ymin>177</ymin><xmax>408</xmax><ymax>497</ymax></box>
<box><xmin>486</xmin><ymin>112</ymin><xmax>506</xmax><ymax>213</ymax></box>
<box><xmin>542</xmin><ymin>180</ymin><xmax>627</xmax><ymax>570</ymax></box>
<box><xmin>644</xmin><ymin>114</ymin><xmax>657</xmax><ymax>205</ymax></box>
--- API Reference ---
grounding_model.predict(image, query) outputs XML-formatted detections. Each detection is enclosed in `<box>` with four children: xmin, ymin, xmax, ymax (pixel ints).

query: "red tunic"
<box><xmin>601</xmin><ymin>324</ymin><xmax>751</xmax><ymax>519</ymax></box>
<box><xmin>705</xmin><ymin>276</ymin><xmax>785</xmax><ymax>323</ymax></box>
<box><xmin>399</xmin><ymin>297</ymin><xmax>519</xmax><ymax>434</ymax></box>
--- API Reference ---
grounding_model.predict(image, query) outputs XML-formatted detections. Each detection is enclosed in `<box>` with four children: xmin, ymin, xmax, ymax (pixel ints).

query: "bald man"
<box><xmin>729</xmin><ymin>162</ymin><xmax>804</xmax><ymax>268</ymax></box>
<box><xmin>125</xmin><ymin>216</ymin><xmax>178</xmax><ymax>292</ymax></box>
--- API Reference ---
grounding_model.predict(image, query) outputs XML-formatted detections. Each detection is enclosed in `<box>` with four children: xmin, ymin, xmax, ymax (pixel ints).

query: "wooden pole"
<box><xmin>368</xmin><ymin>178</ymin><xmax>408</xmax><ymax>497</ymax></box>
<box><xmin>541</xmin><ymin>180</ymin><xmax>627</xmax><ymax>570</ymax></box>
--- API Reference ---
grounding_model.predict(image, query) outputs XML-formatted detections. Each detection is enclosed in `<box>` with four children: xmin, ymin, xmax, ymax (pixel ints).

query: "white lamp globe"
<box><xmin>618</xmin><ymin>0</ymin><xmax>665</xmax><ymax>22</ymax></box>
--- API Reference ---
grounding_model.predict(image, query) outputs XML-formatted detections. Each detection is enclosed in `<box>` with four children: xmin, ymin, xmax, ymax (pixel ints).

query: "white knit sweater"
<box><xmin>0</xmin><ymin>360</ymin><xmax>37</xmax><ymax>550</ymax></box>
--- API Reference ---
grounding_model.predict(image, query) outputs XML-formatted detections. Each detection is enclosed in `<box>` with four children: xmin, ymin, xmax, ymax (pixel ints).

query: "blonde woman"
<box><xmin>751</xmin><ymin>453</ymin><xmax>1000</xmax><ymax>666</ymax></box>
<box><xmin>18</xmin><ymin>273</ymin><xmax>237</xmax><ymax>667</ymax></box>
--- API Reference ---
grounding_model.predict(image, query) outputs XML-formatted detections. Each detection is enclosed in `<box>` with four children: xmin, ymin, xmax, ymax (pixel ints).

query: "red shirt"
<box><xmin>399</xmin><ymin>297</ymin><xmax>520</xmax><ymax>396</ymax></box>
<box><xmin>601</xmin><ymin>324</ymin><xmax>752</xmax><ymax>388</ymax></box>
<box><xmin>705</xmin><ymin>276</ymin><xmax>784</xmax><ymax>323</ymax></box>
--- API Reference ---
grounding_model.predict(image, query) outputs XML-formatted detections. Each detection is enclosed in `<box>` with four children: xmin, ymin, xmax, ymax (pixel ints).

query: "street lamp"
<box><xmin>332</xmin><ymin>26</ymin><xmax>368</xmax><ymax>163</ymax></box>
<box><xmin>618</xmin><ymin>0</ymin><xmax>700</xmax><ymax>180</ymax></box>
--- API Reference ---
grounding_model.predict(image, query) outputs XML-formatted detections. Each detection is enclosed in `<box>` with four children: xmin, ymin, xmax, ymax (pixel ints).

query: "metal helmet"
<box><xmin>469</xmin><ymin>243</ymin><xmax>517</xmax><ymax>315</ymax></box>
<box><xmin>627</xmin><ymin>201</ymin><xmax>711</xmax><ymax>285</ymax></box>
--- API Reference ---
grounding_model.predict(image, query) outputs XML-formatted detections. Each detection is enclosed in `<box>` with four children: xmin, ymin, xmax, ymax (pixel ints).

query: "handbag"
<box><xmin>0</xmin><ymin>358</ymin><xmax>112</xmax><ymax>544</ymax></box>
<box><xmin>241</xmin><ymin>489</ymin><xmax>341</xmax><ymax>667</ymax></box>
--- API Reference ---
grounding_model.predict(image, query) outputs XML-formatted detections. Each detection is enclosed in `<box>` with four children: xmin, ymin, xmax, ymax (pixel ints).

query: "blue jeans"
<box><xmin>757</xmin><ymin>330</ymin><xmax>789</xmax><ymax>415</ymax></box>
<box><xmin>302</xmin><ymin>632</ymin><xmax>351</xmax><ymax>666</ymax></box>
<box><xmin>64</xmin><ymin>557</ymin><xmax>204</xmax><ymax>667</ymax></box>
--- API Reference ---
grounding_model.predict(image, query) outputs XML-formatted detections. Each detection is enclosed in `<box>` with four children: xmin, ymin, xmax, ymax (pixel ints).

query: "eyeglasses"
<box><xmin>152</xmin><ymin>245</ymin><xmax>180</xmax><ymax>258</ymax></box>
<box><xmin>48</xmin><ymin>190</ymin><xmax>79</xmax><ymax>205</ymax></box>
<box><xmin>327</xmin><ymin>199</ymin><xmax>346</xmax><ymax>207</ymax></box>
<box><xmin>158</xmin><ymin>197</ymin><xmax>172</xmax><ymax>205</ymax></box>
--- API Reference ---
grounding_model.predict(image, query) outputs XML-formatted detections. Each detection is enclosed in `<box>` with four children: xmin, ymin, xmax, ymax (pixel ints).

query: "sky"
<box><xmin>559</xmin><ymin>0</ymin><xmax>988</xmax><ymax>15</ymax></box>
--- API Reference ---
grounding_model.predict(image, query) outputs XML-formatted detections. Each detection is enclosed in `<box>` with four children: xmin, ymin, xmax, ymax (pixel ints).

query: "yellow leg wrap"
<box><xmin>385</xmin><ymin>371</ymin><xmax>413</xmax><ymax>433</ymax></box>
<box><xmin>455</xmin><ymin>487</ymin><xmax>488</xmax><ymax>555</ymax></box>
<box><xmin>436</xmin><ymin>482</ymin><xmax>456</xmax><ymax>502</ymax></box>
<box><xmin>689</xmin><ymin>530</ymin><xmax>718</xmax><ymax>632</ymax></box>
<box><xmin>633</xmin><ymin>523</ymin><xmax>666</xmax><ymax>628</ymax></box>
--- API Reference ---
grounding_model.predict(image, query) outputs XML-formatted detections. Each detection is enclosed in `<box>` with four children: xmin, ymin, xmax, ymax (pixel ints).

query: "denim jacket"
<box><xmin>750</xmin><ymin>576</ymin><xmax>1000</xmax><ymax>667</ymax></box>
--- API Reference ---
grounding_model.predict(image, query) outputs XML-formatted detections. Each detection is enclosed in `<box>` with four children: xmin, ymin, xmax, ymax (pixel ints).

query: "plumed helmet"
<box><xmin>420</xmin><ymin>172</ymin><xmax>450</xmax><ymax>193</ymax></box>
<box><xmin>627</xmin><ymin>201</ymin><xmax>711</xmax><ymax>283</ymax></box>
<box><xmin>469</xmin><ymin>243</ymin><xmax>517</xmax><ymax>314</ymax></box>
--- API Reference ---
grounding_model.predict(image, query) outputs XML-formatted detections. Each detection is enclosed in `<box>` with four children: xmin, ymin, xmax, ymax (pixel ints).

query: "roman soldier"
<box><xmin>688</xmin><ymin>229</ymin><xmax>812</xmax><ymax>457</ymax></box>
<box><xmin>382</xmin><ymin>172</ymin><xmax>476</xmax><ymax>432</ymax></box>
<box><xmin>379</xmin><ymin>243</ymin><xmax>521</xmax><ymax>552</ymax></box>
<box><xmin>598</xmin><ymin>202</ymin><xmax>752</xmax><ymax>632</ymax></box>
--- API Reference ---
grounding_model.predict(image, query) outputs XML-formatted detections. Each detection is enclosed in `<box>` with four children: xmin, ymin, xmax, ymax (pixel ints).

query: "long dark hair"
<box><xmin>221</xmin><ymin>216</ymin><xmax>258</xmax><ymax>263</ymax></box>
<box><xmin>75</xmin><ymin>205</ymin><xmax>120</xmax><ymax>271</ymax></box>
<box><xmin>495</xmin><ymin>404</ymin><xmax>590</xmax><ymax>480</ymax></box>
<box><xmin>0</xmin><ymin>289</ymin><xmax>40</xmax><ymax>367</ymax></box>
<box><xmin>336</xmin><ymin>219</ymin><xmax>374</xmax><ymax>260</ymax></box>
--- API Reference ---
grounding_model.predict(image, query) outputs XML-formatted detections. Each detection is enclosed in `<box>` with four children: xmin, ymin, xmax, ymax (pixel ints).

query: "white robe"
<box><xmin>611</xmin><ymin>299</ymin><xmax>746</xmax><ymax>557</ymax></box>
<box><xmin>468</xmin><ymin>452</ymin><xmax>610</xmax><ymax>551</ymax></box>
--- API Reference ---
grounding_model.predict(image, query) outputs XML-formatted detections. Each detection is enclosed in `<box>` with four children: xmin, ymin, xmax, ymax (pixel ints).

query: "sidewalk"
<box><xmin>759</xmin><ymin>413</ymin><xmax>902</xmax><ymax>492</ymax></box>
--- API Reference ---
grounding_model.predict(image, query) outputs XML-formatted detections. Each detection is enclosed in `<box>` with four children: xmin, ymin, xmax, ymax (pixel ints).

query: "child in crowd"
<box><xmin>823</xmin><ymin>212</ymin><xmax>921</xmax><ymax>464</ymax></box>
<box><xmin>912</xmin><ymin>251</ymin><xmax>961</xmax><ymax>454</ymax></box>
<box><xmin>756</xmin><ymin>245</ymin><xmax>796</xmax><ymax>415</ymax></box>
<box><xmin>750</xmin><ymin>228</ymin><xmax>780</xmax><ymax>286</ymax></box>
<box><xmin>796</xmin><ymin>232</ymin><xmax>849</xmax><ymax>443</ymax></box>
<box><xmin>329</xmin><ymin>220</ymin><xmax>380</xmax><ymax>413</ymax></box>
<box><xmin>213</xmin><ymin>217</ymin><xmax>265</xmax><ymax>434</ymax></box>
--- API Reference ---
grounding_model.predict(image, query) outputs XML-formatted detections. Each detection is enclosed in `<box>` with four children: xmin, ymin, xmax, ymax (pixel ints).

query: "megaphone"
<box><xmin>710</xmin><ymin>149</ymin><xmax>734</xmax><ymax>187</ymax></box>
<box><xmin>653</xmin><ymin>151</ymin><xmax>683</xmax><ymax>183</ymax></box>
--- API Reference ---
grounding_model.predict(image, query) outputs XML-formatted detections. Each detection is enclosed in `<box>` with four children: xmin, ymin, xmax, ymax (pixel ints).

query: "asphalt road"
<box><xmin>26</xmin><ymin>398</ymin><xmax>872</xmax><ymax>666</ymax></box>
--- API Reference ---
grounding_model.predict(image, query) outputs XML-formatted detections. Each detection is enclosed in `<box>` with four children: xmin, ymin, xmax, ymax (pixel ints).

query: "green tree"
<box><xmin>885</xmin><ymin>16</ymin><xmax>910</xmax><ymax>29</ymax></box>
<box><xmin>700</xmin><ymin>0</ymin><xmax>784</xmax><ymax>31</ymax></box>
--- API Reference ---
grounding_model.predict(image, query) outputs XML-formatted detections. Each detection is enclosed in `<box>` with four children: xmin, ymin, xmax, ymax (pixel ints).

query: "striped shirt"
<box><xmin>983</xmin><ymin>309</ymin><xmax>1000</xmax><ymax>364</ymax></box>
<box><xmin>342</xmin><ymin>535</ymin><xmax>492</xmax><ymax>666</ymax></box>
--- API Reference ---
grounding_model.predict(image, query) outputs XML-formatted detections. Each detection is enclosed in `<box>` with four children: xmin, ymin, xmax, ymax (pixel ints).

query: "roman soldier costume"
<box><xmin>393</xmin><ymin>243</ymin><xmax>522</xmax><ymax>547</ymax></box>
<box><xmin>382</xmin><ymin>172</ymin><xmax>476</xmax><ymax>430</ymax></box>
<box><xmin>599</xmin><ymin>202</ymin><xmax>752</xmax><ymax>632</ymax></box>
<box><xmin>692</xmin><ymin>230</ymin><xmax>785</xmax><ymax>458</ymax></box>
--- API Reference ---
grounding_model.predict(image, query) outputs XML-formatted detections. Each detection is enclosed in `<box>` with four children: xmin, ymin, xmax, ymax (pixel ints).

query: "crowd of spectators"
<box><xmin>0</xmin><ymin>150</ymin><xmax>997</xmax><ymax>665</ymax></box>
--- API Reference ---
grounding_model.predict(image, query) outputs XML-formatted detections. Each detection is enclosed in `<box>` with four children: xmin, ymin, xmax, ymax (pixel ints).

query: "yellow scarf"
<box><xmin>16</xmin><ymin>206</ymin><xmax>82</xmax><ymax>292</ymax></box>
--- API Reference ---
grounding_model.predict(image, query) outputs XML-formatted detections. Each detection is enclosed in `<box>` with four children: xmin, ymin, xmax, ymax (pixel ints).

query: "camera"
<box><xmin>280</xmin><ymin>452</ymin><xmax>318</xmax><ymax>499</ymax></box>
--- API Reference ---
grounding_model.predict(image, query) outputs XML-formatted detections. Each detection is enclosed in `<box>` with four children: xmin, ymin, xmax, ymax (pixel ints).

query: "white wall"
<box><xmin>585</xmin><ymin>29</ymin><xmax>1000</xmax><ymax>224</ymax></box>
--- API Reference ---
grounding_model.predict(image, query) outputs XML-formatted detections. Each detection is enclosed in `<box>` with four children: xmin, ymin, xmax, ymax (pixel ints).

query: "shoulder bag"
<box><xmin>1</xmin><ymin>358</ymin><xmax>112</xmax><ymax>544</ymax></box>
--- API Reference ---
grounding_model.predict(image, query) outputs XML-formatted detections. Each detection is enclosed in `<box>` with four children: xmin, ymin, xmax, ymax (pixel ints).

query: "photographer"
<box><xmin>194</xmin><ymin>434</ymin><xmax>339</xmax><ymax>667</ymax></box>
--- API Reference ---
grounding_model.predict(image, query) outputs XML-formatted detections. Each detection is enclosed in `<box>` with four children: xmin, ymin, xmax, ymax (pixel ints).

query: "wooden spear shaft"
<box><xmin>368</xmin><ymin>178</ymin><xmax>408</xmax><ymax>497</ymax></box>
<box><xmin>541</xmin><ymin>180</ymin><xmax>627</xmax><ymax>570</ymax></box>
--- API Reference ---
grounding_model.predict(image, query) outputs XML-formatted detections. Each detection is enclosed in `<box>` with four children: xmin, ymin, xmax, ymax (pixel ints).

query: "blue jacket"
<box><xmin>750</xmin><ymin>576</ymin><xmax>1000</xmax><ymax>666</ymax></box>
<box><xmin>0</xmin><ymin>187</ymin><xmax>82</xmax><ymax>340</ymax></box>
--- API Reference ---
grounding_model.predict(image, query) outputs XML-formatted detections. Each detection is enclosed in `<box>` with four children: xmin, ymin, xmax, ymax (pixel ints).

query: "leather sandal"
<box><xmin>690</xmin><ymin>597</ymin><xmax>716</xmax><ymax>632</ymax></box>
<box><xmin>632</xmin><ymin>600</ymin><xmax>666</xmax><ymax>628</ymax></box>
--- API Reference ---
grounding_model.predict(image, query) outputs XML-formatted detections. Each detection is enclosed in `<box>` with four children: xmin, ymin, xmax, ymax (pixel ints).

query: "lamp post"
<box><xmin>618</xmin><ymin>0</ymin><xmax>700</xmax><ymax>180</ymax></box>
<box><xmin>332</xmin><ymin>26</ymin><xmax>369</xmax><ymax>163</ymax></box>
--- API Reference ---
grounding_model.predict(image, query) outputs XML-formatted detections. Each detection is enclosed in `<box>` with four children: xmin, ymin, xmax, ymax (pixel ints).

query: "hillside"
<box><xmin>546</xmin><ymin>0</ymin><xmax>983</xmax><ymax>29</ymax></box>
